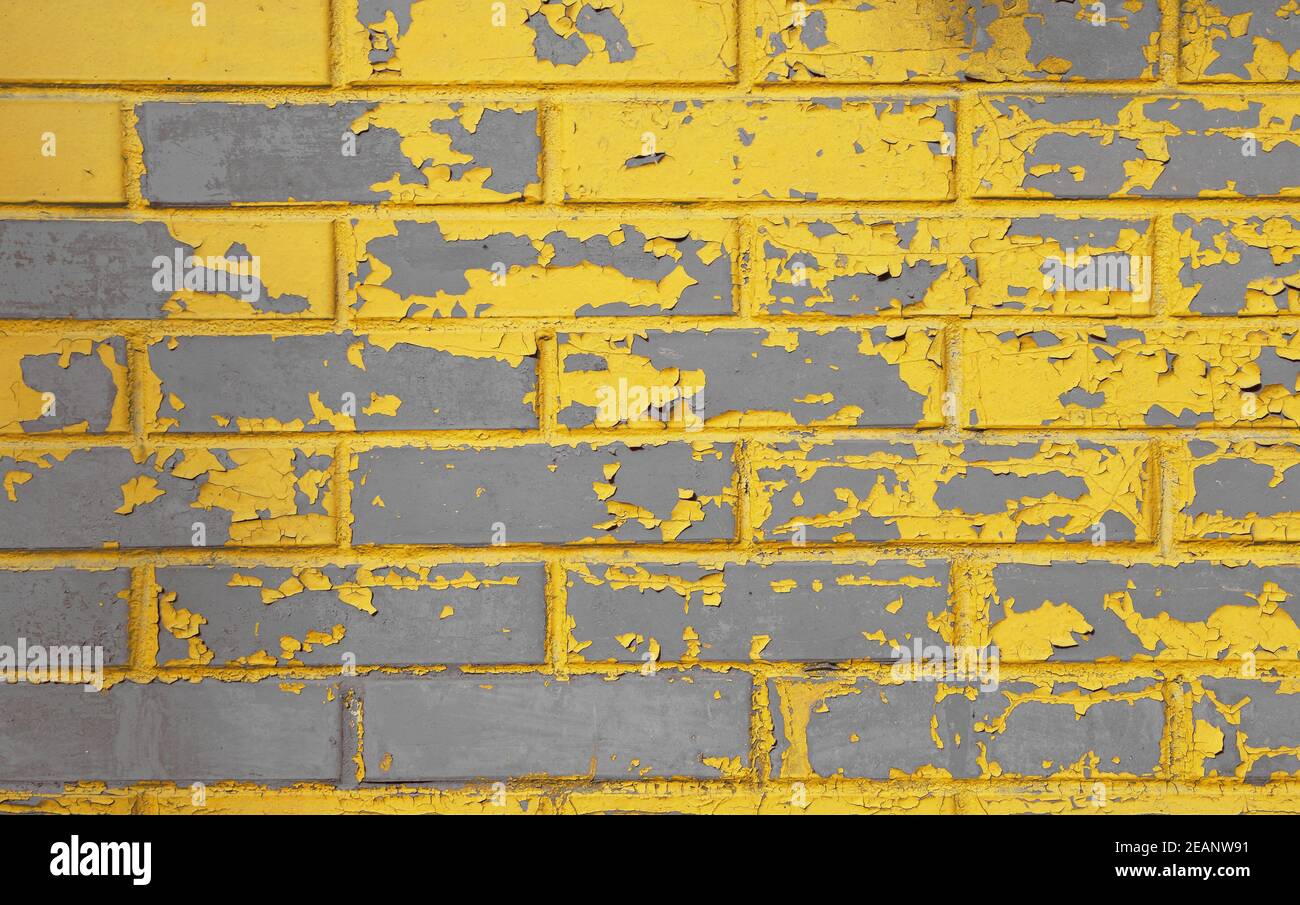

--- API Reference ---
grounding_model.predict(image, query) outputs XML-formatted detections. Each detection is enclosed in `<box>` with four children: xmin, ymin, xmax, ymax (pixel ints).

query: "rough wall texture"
<box><xmin>1</xmin><ymin>0</ymin><xmax>1299</xmax><ymax>815</ymax></box>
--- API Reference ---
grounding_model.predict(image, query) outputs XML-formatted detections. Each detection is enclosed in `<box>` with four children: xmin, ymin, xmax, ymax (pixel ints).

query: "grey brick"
<box><xmin>976</xmin><ymin>679</ymin><xmax>1165</xmax><ymax>777</ymax></box>
<box><xmin>567</xmin><ymin>560</ymin><xmax>951</xmax><ymax>662</ymax></box>
<box><xmin>752</xmin><ymin>439</ymin><xmax>1149</xmax><ymax>543</ymax></box>
<box><xmin>1173</xmin><ymin>215</ymin><xmax>1300</xmax><ymax>315</ymax></box>
<box><xmin>0</xmin><ymin>447</ymin><xmax>334</xmax><ymax>550</ymax></box>
<box><xmin>0</xmin><ymin>679</ymin><xmax>341</xmax><ymax>783</ymax></box>
<box><xmin>757</xmin><ymin>215</ymin><xmax>1153</xmax><ymax>317</ymax></box>
<box><xmin>0</xmin><ymin>569</ymin><xmax>131</xmax><ymax>666</ymax></box>
<box><xmin>350</xmin><ymin>219</ymin><xmax>734</xmax><ymax>318</ymax></box>
<box><xmin>1178</xmin><ymin>442</ymin><xmax>1300</xmax><ymax>541</ymax></box>
<box><xmin>557</xmin><ymin>328</ymin><xmax>941</xmax><ymax>429</ymax></box>
<box><xmin>1194</xmin><ymin>678</ymin><xmax>1300</xmax><ymax>779</ymax></box>
<box><xmin>976</xmin><ymin>95</ymin><xmax>1300</xmax><ymax>198</ymax></box>
<box><xmin>757</xmin><ymin>0</ymin><xmax>1160</xmax><ymax>82</ymax></box>
<box><xmin>1183</xmin><ymin>0</ymin><xmax>1300</xmax><ymax>82</ymax></box>
<box><xmin>984</xmin><ymin>561</ymin><xmax>1300</xmax><ymax>661</ymax></box>
<box><xmin>2</xmin><ymin>337</ymin><xmax>126</xmax><ymax>433</ymax></box>
<box><xmin>350</xmin><ymin>442</ymin><xmax>735</xmax><ymax>546</ymax></box>
<box><xmin>155</xmin><ymin>563</ymin><xmax>546</xmax><ymax>666</ymax></box>
<box><xmin>771</xmin><ymin>676</ymin><xmax>1163</xmax><ymax>780</ymax></box>
<box><xmin>768</xmin><ymin>678</ymin><xmax>979</xmax><ymax>779</ymax></box>
<box><xmin>0</xmin><ymin>219</ymin><xmax>331</xmax><ymax>319</ymax></box>
<box><xmin>359</xmin><ymin>673</ymin><xmax>751</xmax><ymax>781</ymax></box>
<box><xmin>137</xmin><ymin>102</ymin><xmax>540</xmax><ymax>205</ymax></box>
<box><xmin>148</xmin><ymin>332</ymin><xmax>536</xmax><ymax>432</ymax></box>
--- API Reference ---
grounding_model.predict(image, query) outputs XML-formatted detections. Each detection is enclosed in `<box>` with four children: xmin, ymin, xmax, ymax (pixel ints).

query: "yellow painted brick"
<box><xmin>972</xmin><ymin>94</ymin><xmax>1300</xmax><ymax>199</ymax></box>
<box><xmin>750</xmin><ymin>439</ymin><xmax>1151</xmax><ymax>544</ymax></box>
<box><xmin>556</xmin><ymin>326</ymin><xmax>944</xmax><ymax>430</ymax></box>
<box><xmin>1173</xmin><ymin>440</ymin><xmax>1300</xmax><ymax>542</ymax></box>
<box><xmin>349</xmin><ymin>218</ymin><xmax>735</xmax><ymax>318</ymax></box>
<box><xmin>1181</xmin><ymin>0</ymin><xmax>1300</xmax><ymax>83</ymax></box>
<box><xmin>0</xmin><ymin>100</ymin><xmax>123</xmax><ymax>203</ymax></box>
<box><xmin>756</xmin><ymin>215</ymin><xmax>1153</xmax><ymax>316</ymax></box>
<box><xmin>345</xmin><ymin>0</ymin><xmax>737</xmax><ymax>84</ymax></box>
<box><xmin>557</xmin><ymin>99</ymin><xmax>955</xmax><ymax>202</ymax></box>
<box><xmin>753</xmin><ymin>0</ymin><xmax>1160</xmax><ymax>83</ymax></box>
<box><xmin>964</xmin><ymin>327</ymin><xmax>1300</xmax><ymax>428</ymax></box>
<box><xmin>0</xmin><ymin>0</ymin><xmax>330</xmax><ymax>85</ymax></box>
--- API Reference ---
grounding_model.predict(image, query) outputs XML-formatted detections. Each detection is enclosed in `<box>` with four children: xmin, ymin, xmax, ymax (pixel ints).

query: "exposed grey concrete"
<box><xmin>755</xmin><ymin>440</ymin><xmax>1140</xmax><ymax>543</ymax></box>
<box><xmin>1186</xmin><ymin>0</ymin><xmax>1299</xmax><ymax>81</ymax></box>
<box><xmin>1175</xmin><ymin>216</ymin><xmax>1300</xmax><ymax>314</ymax></box>
<box><xmin>987</xmin><ymin>96</ymin><xmax>1300</xmax><ymax>198</ymax></box>
<box><xmin>1185</xmin><ymin>451</ymin><xmax>1300</xmax><ymax>521</ymax></box>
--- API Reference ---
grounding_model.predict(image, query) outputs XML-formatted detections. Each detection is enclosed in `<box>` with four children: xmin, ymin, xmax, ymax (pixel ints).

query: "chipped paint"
<box><xmin>755</xmin><ymin>0</ymin><xmax>1160</xmax><ymax>83</ymax></box>
<box><xmin>346</xmin><ymin>0</ymin><xmax>736</xmax><ymax>84</ymax></box>
<box><xmin>350</xmin><ymin>218</ymin><xmax>734</xmax><ymax>318</ymax></box>
<box><xmin>973</xmin><ymin>94</ymin><xmax>1300</xmax><ymax>198</ymax></box>
<box><xmin>6</xmin><ymin>0</ymin><xmax>1300</xmax><ymax>816</ymax></box>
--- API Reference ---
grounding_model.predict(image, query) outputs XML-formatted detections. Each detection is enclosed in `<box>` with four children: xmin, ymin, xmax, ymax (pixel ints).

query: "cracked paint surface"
<box><xmin>556</xmin><ymin>326</ymin><xmax>942</xmax><ymax>429</ymax></box>
<box><xmin>1173</xmin><ymin>215</ymin><xmax>1300</xmax><ymax>315</ymax></box>
<box><xmin>1192</xmin><ymin>677</ymin><xmax>1300</xmax><ymax>779</ymax></box>
<box><xmin>0</xmin><ymin>336</ymin><xmax>127</xmax><ymax>434</ymax></box>
<box><xmin>155</xmin><ymin>564</ymin><xmax>546</xmax><ymax>666</ymax></box>
<box><xmin>1174</xmin><ymin>440</ymin><xmax>1300</xmax><ymax>541</ymax></box>
<box><xmin>973</xmin><ymin>560</ymin><xmax>1300</xmax><ymax>662</ymax></box>
<box><xmin>1182</xmin><ymin>0</ymin><xmax>1300</xmax><ymax>82</ymax></box>
<box><xmin>751</xmin><ymin>439</ymin><xmax>1149</xmax><ymax>543</ymax></box>
<box><xmin>758</xmin><ymin>215</ymin><xmax>1153</xmax><ymax>316</ymax></box>
<box><xmin>8</xmin><ymin>0</ymin><xmax>1300</xmax><ymax>816</ymax></box>
<box><xmin>0</xmin><ymin>447</ymin><xmax>334</xmax><ymax>548</ymax></box>
<box><xmin>137</xmin><ymin>102</ymin><xmax>541</xmax><ymax>204</ymax></box>
<box><xmin>769</xmin><ymin>676</ymin><xmax>1163</xmax><ymax>780</ymax></box>
<box><xmin>350</xmin><ymin>219</ymin><xmax>734</xmax><ymax>318</ymax></box>
<box><xmin>965</xmin><ymin>326</ymin><xmax>1300</xmax><ymax>427</ymax></box>
<box><xmin>973</xmin><ymin>94</ymin><xmax>1300</xmax><ymax>198</ymax></box>
<box><xmin>559</xmin><ymin>99</ymin><xmax>955</xmax><ymax>201</ymax></box>
<box><xmin>346</xmin><ymin>0</ymin><xmax>736</xmax><ymax>84</ymax></box>
<box><xmin>566</xmin><ymin>559</ymin><xmax>952</xmax><ymax>663</ymax></box>
<box><xmin>755</xmin><ymin>0</ymin><xmax>1160</xmax><ymax>83</ymax></box>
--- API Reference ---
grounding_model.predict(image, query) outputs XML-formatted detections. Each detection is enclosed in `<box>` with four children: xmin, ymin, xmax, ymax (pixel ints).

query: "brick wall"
<box><xmin>1</xmin><ymin>0</ymin><xmax>1299</xmax><ymax>814</ymax></box>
